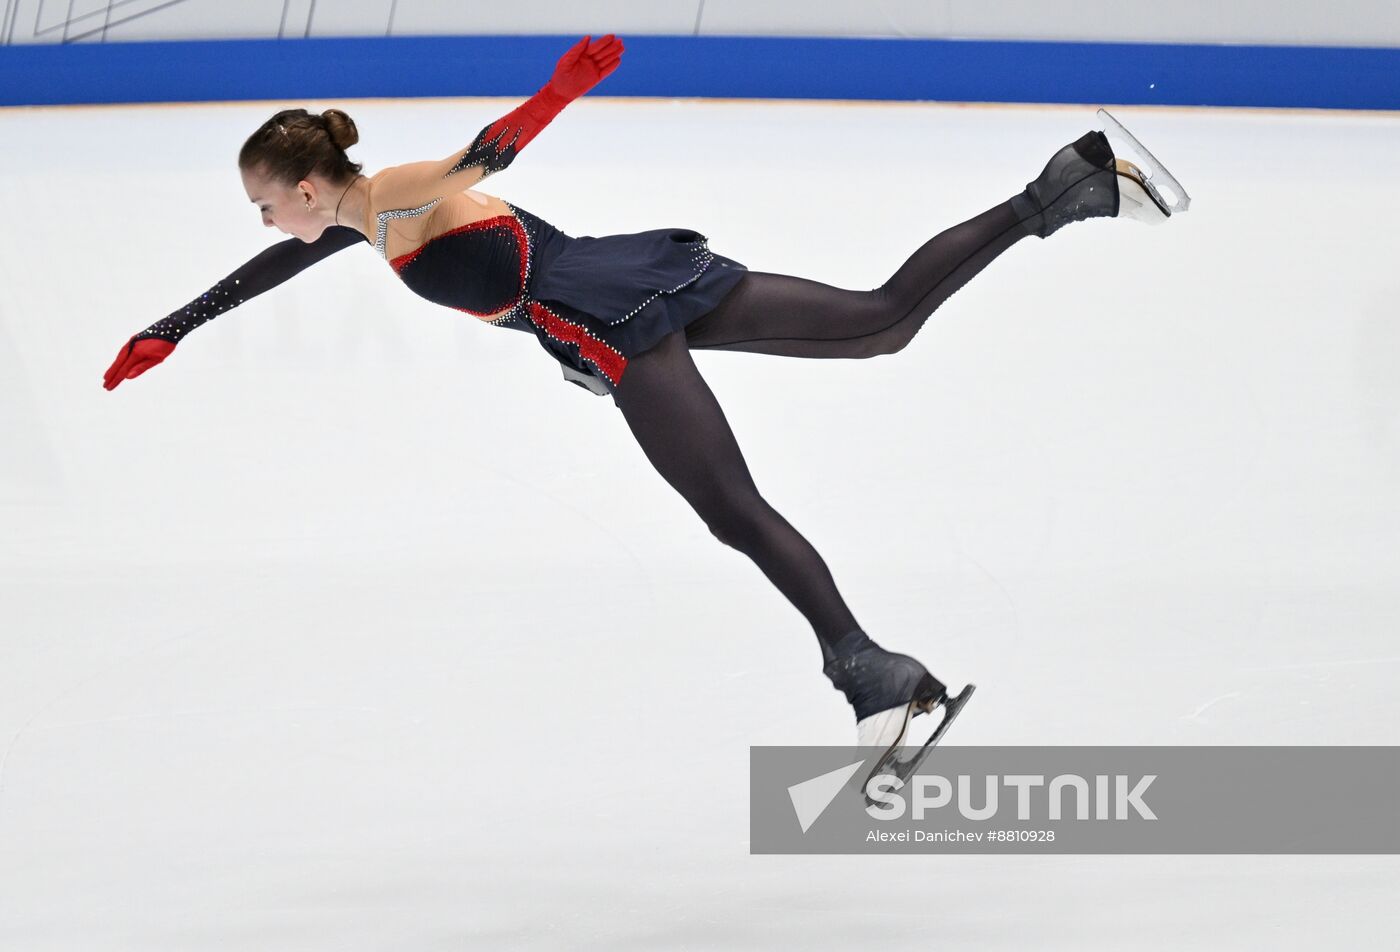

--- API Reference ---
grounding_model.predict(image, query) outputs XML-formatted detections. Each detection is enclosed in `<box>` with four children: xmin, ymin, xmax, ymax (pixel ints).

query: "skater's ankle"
<box><xmin>820</xmin><ymin>628</ymin><xmax>875</xmax><ymax>666</ymax></box>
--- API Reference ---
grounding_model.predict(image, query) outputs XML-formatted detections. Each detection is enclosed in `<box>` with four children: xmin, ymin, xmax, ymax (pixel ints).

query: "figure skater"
<box><xmin>102</xmin><ymin>35</ymin><xmax>1188</xmax><ymax>785</ymax></box>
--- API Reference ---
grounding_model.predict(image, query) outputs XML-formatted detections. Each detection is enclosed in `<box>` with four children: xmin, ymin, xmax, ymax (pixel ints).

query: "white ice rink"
<box><xmin>2</xmin><ymin>96</ymin><xmax>1398</xmax><ymax>949</ymax></box>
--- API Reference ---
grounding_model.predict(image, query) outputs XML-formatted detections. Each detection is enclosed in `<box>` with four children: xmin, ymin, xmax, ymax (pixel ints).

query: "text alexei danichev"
<box><xmin>867</xmin><ymin>829</ymin><xmax>984</xmax><ymax>843</ymax></box>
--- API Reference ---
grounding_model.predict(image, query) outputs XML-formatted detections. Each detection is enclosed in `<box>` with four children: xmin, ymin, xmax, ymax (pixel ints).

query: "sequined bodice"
<box><xmin>387</xmin><ymin>215</ymin><xmax>525</xmax><ymax>321</ymax></box>
<box><xmin>379</xmin><ymin>202</ymin><xmax>558</xmax><ymax>327</ymax></box>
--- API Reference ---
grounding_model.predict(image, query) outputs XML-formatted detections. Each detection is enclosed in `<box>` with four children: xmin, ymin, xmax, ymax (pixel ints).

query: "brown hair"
<box><xmin>239</xmin><ymin>108</ymin><xmax>364</xmax><ymax>186</ymax></box>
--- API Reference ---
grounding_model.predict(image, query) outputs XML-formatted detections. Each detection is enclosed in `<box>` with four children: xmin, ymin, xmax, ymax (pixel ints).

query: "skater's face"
<box><xmin>240</xmin><ymin>165</ymin><xmax>329</xmax><ymax>243</ymax></box>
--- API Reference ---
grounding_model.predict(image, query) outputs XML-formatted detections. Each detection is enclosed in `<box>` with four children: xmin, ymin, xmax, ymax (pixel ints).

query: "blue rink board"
<box><xmin>2</xmin><ymin>34</ymin><xmax>1398</xmax><ymax>110</ymax></box>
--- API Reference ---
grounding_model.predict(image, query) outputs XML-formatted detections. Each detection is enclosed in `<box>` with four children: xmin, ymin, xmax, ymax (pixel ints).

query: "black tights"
<box><xmin>611</xmin><ymin>198</ymin><xmax>1033</xmax><ymax>663</ymax></box>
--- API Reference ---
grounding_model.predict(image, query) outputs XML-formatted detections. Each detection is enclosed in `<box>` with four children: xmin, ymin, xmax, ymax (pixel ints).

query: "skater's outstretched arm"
<box><xmin>102</xmin><ymin>224</ymin><xmax>367</xmax><ymax>390</ymax></box>
<box><xmin>369</xmin><ymin>34</ymin><xmax>624</xmax><ymax>212</ymax></box>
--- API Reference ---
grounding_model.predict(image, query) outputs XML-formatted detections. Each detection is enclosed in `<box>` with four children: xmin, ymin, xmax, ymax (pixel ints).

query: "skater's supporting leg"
<box><xmin>683</xmin><ymin>199</ymin><xmax>1031</xmax><ymax>358</ymax></box>
<box><xmin>613</xmin><ymin>328</ymin><xmax>860</xmax><ymax>660</ymax></box>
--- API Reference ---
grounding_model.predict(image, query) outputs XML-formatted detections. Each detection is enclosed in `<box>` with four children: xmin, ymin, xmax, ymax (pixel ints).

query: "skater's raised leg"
<box><xmin>686</xmin><ymin>117</ymin><xmax>1185</xmax><ymax>358</ymax></box>
<box><xmin>684</xmin><ymin>199</ymin><xmax>1032</xmax><ymax>358</ymax></box>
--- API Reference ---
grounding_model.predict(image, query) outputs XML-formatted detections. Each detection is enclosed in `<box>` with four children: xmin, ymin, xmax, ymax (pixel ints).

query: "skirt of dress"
<box><xmin>507</xmin><ymin>207</ymin><xmax>749</xmax><ymax>400</ymax></box>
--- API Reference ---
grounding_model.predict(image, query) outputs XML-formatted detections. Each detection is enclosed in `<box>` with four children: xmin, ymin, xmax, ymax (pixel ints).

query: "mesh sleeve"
<box><xmin>134</xmin><ymin>225</ymin><xmax>368</xmax><ymax>344</ymax></box>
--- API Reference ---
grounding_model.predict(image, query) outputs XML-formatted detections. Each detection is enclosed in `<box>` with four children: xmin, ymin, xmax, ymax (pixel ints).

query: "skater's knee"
<box><xmin>871</xmin><ymin>334</ymin><xmax>906</xmax><ymax>358</ymax></box>
<box><xmin>847</xmin><ymin>335</ymin><xmax>895</xmax><ymax>359</ymax></box>
<box><xmin>857</xmin><ymin>328</ymin><xmax>914</xmax><ymax>358</ymax></box>
<box><xmin>698</xmin><ymin>492</ymin><xmax>769</xmax><ymax>550</ymax></box>
<box><xmin>872</xmin><ymin>310</ymin><xmax>931</xmax><ymax>356</ymax></box>
<box><xmin>851</xmin><ymin>296</ymin><xmax>926</xmax><ymax>357</ymax></box>
<box><xmin>705</xmin><ymin>511</ymin><xmax>753</xmax><ymax>550</ymax></box>
<box><xmin>706</xmin><ymin>521</ymin><xmax>737</xmax><ymax>547</ymax></box>
<box><xmin>840</xmin><ymin>321</ymin><xmax>902</xmax><ymax>359</ymax></box>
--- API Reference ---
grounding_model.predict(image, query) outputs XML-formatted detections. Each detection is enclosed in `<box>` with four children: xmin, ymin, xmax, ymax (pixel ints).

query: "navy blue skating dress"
<box><xmin>383</xmin><ymin>202</ymin><xmax>748</xmax><ymax>400</ymax></box>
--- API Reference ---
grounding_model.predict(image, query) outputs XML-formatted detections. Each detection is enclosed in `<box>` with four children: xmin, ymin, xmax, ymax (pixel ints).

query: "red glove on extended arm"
<box><xmin>445</xmin><ymin>34</ymin><xmax>624</xmax><ymax>180</ymax></box>
<box><xmin>103</xmin><ymin>336</ymin><xmax>175</xmax><ymax>390</ymax></box>
<box><xmin>102</xmin><ymin>224</ymin><xmax>367</xmax><ymax>391</ymax></box>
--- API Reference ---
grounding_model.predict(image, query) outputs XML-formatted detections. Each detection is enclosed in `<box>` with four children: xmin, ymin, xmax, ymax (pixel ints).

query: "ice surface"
<box><xmin>1</xmin><ymin>96</ymin><xmax>1398</xmax><ymax>949</ymax></box>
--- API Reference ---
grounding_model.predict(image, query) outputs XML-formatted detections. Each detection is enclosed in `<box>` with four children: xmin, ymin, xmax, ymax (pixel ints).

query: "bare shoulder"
<box><xmin>366</xmin><ymin>161</ymin><xmax>462</xmax><ymax>216</ymax></box>
<box><xmin>364</xmin><ymin>164</ymin><xmax>426</xmax><ymax>211</ymax></box>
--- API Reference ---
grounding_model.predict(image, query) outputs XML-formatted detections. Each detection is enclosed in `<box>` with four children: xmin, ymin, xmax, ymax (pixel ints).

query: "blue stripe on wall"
<box><xmin>2</xmin><ymin>34</ymin><xmax>1398</xmax><ymax>110</ymax></box>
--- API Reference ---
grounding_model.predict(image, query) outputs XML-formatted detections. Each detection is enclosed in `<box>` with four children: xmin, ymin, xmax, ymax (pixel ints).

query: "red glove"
<box><xmin>451</xmin><ymin>34</ymin><xmax>625</xmax><ymax>178</ymax></box>
<box><xmin>545</xmin><ymin>33</ymin><xmax>625</xmax><ymax>102</ymax></box>
<box><xmin>103</xmin><ymin>336</ymin><xmax>175</xmax><ymax>391</ymax></box>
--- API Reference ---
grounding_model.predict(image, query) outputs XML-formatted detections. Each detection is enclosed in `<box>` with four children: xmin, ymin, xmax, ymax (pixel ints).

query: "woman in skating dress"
<box><xmin>103</xmin><ymin>35</ymin><xmax>1188</xmax><ymax>788</ymax></box>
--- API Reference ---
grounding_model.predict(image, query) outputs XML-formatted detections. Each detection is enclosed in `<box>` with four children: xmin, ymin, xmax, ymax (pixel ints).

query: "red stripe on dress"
<box><xmin>388</xmin><ymin>215</ymin><xmax>624</xmax><ymax>387</ymax></box>
<box><xmin>526</xmin><ymin>301</ymin><xmax>628</xmax><ymax>387</ymax></box>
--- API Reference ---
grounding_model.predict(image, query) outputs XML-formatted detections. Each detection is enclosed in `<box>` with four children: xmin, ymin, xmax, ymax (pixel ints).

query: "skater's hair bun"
<box><xmin>321</xmin><ymin>109</ymin><xmax>359</xmax><ymax>151</ymax></box>
<box><xmin>239</xmin><ymin>107</ymin><xmax>364</xmax><ymax>186</ymax></box>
